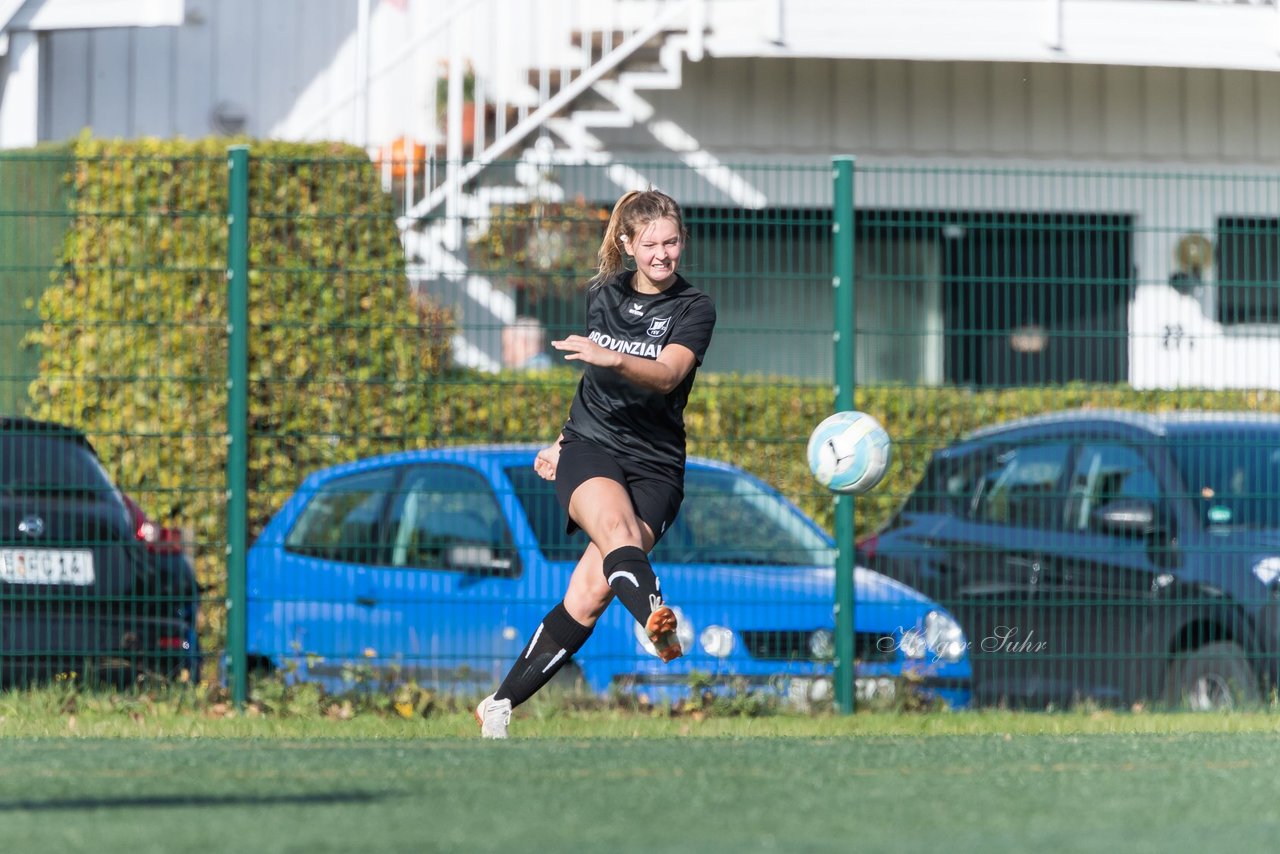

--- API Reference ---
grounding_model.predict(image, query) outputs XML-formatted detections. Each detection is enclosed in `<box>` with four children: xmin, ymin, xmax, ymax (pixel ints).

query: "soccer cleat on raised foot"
<box><xmin>475</xmin><ymin>694</ymin><xmax>512</xmax><ymax>739</ymax></box>
<box><xmin>646</xmin><ymin>605</ymin><xmax>683</xmax><ymax>663</ymax></box>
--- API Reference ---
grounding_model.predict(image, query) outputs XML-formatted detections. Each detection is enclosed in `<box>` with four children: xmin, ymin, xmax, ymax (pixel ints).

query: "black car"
<box><xmin>0</xmin><ymin>417</ymin><xmax>199</xmax><ymax>686</ymax></box>
<box><xmin>863</xmin><ymin>409</ymin><xmax>1280</xmax><ymax>710</ymax></box>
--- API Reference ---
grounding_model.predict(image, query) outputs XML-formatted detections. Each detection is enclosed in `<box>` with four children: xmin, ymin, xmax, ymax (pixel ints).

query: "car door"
<box><xmin>264</xmin><ymin>465</ymin><xmax>399</xmax><ymax>683</ymax></box>
<box><xmin>952</xmin><ymin>440</ymin><xmax>1072</xmax><ymax>706</ymax></box>
<box><xmin>1033</xmin><ymin>440</ymin><xmax>1172</xmax><ymax>705</ymax></box>
<box><xmin>371</xmin><ymin>463</ymin><xmax>525</xmax><ymax>691</ymax></box>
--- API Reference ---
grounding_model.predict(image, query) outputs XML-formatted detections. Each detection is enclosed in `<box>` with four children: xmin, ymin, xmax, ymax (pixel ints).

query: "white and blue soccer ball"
<box><xmin>806</xmin><ymin>410</ymin><xmax>892</xmax><ymax>494</ymax></box>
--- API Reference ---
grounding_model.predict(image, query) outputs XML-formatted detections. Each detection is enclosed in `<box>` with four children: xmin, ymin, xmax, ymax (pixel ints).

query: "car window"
<box><xmin>904</xmin><ymin>450</ymin><xmax>990</xmax><ymax>518</ymax></box>
<box><xmin>504</xmin><ymin>465</ymin><xmax>590</xmax><ymax>562</ymax></box>
<box><xmin>285</xmin><ymin>468</ymin><xmax>396</xmax><ymax>564</ymax></box>
<box><xmin>1170</xmin><ymin>430</ymin><xmax>1280</xmax><ymax>530</ymax></box>
<box><xmin>0</xmin><ymin>434</ymin><xmax>118</xmax><ymax>499</ymax></box>
<box><xmin>973</xmin><ymin>442</ymin><xmax>1070</xmax><ymax>529</ymax></box>
<box><xmin>652</xmin><ymin>468</ymin><xmax>834</xmax><ymax>566</ymax></box>
<box><xmin>386</xmin><ymin>464</ymin><xmax>516</xmax><ymax>573</ymax></box>
<box><xmin>1066</xmin><ymin>443</ymin><xmax>1161</xmax><ymax>532</ymax></box>
<box><xmin>506</xmin><ymin>463</ymin><xmax>833</xmax><ymax>566</ymax></box>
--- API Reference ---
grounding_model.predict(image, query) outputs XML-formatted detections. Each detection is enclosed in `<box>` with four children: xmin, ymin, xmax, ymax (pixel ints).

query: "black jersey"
<box><xmin>562</xmin><ymin>270</ymin><xmax>716</xmax><ymax>476</ymax></box>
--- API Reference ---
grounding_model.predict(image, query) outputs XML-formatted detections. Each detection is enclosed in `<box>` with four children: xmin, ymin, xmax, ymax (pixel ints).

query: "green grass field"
<box><xmin>6</xmin><ymin>706</ymin><xmax>1280</xmax><ymax>853</ymax></box>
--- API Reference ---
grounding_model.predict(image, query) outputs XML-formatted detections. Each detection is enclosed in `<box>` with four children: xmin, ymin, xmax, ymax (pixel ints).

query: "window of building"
<box><xmin>1217</xmin><ymin>216</ymin><xmax>1280</xmax><ymax>325</ymax></box>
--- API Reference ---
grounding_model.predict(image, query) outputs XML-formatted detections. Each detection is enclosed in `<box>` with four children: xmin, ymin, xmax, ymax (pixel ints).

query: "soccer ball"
<box><xmin>806</xmin><ymin>410</ymin><xmax>892</xmax><ymax>494</ymax></box>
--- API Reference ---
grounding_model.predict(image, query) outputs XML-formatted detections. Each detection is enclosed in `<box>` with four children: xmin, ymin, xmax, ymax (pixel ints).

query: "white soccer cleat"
<box><xmin>475</xmin><ymin>694</ymin><xmax>512</xmax><ymax>739</ymax></box>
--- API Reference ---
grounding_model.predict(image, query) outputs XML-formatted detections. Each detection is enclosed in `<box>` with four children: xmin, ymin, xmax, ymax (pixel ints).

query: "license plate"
<box><xmin>0</xmin><ymin>549</ymin><xmax>96</xmax><ymax>585</ymax></box>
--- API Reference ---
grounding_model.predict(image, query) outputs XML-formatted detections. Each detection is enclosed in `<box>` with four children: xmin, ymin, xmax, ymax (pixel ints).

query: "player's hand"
<box><xmin>551</xmin><ymin>335</ymin><xmax>621</xmax><ymax>368</ymax></box>
<box><xmin>534</xmin><ymin>441</ymin><xmax>561</xmax><ymax>481</ymax></box>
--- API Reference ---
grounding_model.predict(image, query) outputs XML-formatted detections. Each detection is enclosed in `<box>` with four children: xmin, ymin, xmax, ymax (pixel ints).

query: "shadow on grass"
<box><xmin>0</xmin><ymin>790</ymin><xmax>403</xmax><ymax>812</ymax></box>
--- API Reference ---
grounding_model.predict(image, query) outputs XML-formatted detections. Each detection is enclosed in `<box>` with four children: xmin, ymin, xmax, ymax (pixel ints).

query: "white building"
<box><xmin>4</xmin><ymin>0</ymin><xmax>1280</xmax><ymax>385</ymax></box>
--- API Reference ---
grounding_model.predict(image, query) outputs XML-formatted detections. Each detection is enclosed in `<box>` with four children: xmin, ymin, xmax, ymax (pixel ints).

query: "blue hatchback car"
<box><xmin>246</xmin><ymin>446</ymin><xmax>971</xmax><ymax>708</ymax></box>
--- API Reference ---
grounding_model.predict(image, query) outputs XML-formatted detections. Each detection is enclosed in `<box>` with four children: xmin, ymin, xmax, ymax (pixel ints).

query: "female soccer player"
<box><xmin>476</xmin><ymin>189</ymin><xmax>717</xmax><ymax>738</ymax></box>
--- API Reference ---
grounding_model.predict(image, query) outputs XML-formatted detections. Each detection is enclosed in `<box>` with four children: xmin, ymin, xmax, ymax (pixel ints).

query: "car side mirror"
<box><xmin>446</xmin><ymin>544</ymin><xmax>519</xmax><ymax>577</ymax></box>
<box><xmin>1091</xmin><ymin>499</ymin><xmax>1160</xmax><ymax>537</ymax></box>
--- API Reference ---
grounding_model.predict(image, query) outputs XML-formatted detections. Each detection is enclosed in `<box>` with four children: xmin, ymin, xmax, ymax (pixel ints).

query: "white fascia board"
<box><xmin>11</xmin><ymin>0</ymin><xmax>184</xmax><ymax>31</ymax></box>
<box><xmin>704</xmin><ymin>0</ymin><xmax>1280</xmax><ymax>74</ymax></box>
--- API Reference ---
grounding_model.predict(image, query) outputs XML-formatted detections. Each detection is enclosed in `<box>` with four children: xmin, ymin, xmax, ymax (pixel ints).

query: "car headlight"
<box><xmin>634</xmin><ymin>606</ymin><xmax>695</xmax><ymax>658</ymax></box>
<box><xmin>924</xmin><ymin>610</ymin><xmax>967</xmax><ymax>662</ymax></box>
<box><xmin>1253</xmin><ymin>557</ymin><xmax>1280</xmax><ymax>587</ymax></box>
<box><xmin>808</xmin><ymin>628</ymin><xmax>834</xmax><ymax>660</ymax></box>
<box><xmin>699</xmin><ymin>625</ymin><xmax>736</xmax><ymax>658</ymax></box>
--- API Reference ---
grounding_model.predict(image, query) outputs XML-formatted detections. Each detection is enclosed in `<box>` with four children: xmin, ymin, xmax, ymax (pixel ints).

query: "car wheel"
<box><xmin>1166</xmin><ymin>642</ymin><xmax>1259</xmax><ymax>711</ymax></box>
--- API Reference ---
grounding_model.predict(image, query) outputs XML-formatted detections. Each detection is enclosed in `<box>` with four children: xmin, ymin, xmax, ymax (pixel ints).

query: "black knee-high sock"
<box><xmin>494</xmin><ymin>602</ymin><xmax>593</xmax><ymax>708</ymax></box>
<box><xmin>603</xmin><ymin>545</ymin><xmax>665</xmax><ymax>627</ymax></box>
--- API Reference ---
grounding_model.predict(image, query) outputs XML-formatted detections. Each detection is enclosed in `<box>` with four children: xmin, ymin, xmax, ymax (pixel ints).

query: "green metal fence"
<box><xmin>8</xmin><ymin>146</ymin><xmax>1280</xmax><ymax>714</ymax></box>
<box><xmin>227</xmin><ymin>156</ymin><xmax>871</xmax><ymax>713</ymax></box>
<box><xmin>1</xmin><ymin>147</ymin><xmax>213</xmax><ymax>690</ymax></box>
<box><xmin>847</xmin><ymin>163</ymin><xmax>1280</xmax><ymax>711</ymax></box>
<box><xmin>0</xmin><ymin>149</ymin><xmax>70</xmax><ymax>414</ymax></box>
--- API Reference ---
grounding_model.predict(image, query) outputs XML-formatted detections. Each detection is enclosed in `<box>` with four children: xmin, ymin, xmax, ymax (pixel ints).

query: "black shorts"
<box><xmin>554</xmin><ymin>437</ymin><xmax>683</xmax><ymax>544</ymax></box>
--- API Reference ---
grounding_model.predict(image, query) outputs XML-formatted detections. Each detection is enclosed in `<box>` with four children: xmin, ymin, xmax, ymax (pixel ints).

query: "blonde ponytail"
<box><xmin>594</xmin><ymin>190</ymin><xmax>642</xmax><ymax>284</ymax></box>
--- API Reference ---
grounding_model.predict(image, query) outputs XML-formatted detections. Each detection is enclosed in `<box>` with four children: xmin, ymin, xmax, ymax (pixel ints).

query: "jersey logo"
<box><xmin>628</xmin><ymin>302</ymin><xmax>645</xmax><ymax>317</ymax></box>
<box><xmin>646</xmin><ymin>316</ymin><xmax>671</xmax><ymax>337</ymax></box>
<box><xmin>588</xmin><ymin>330</ymin><xmax>663</xmax><ymax>359</ymax></box>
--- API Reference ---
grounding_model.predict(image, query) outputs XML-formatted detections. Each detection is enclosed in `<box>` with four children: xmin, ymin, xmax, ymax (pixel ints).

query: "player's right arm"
<box><xmin>551</xmin><ymin>335</ymin><xmax>696</xmax><ymax>394</ymax></box>
<box><xmin>535</xmin><ymin>433</ymin><xmax>564</xmax><ymax>480</ymax></box>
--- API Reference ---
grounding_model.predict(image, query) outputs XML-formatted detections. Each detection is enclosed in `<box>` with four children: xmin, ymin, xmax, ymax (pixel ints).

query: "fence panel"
<box><xmin>10</xmin><ymin>147</ymin><xmax>1280</xmax><ymax>714</ymax></box>
<box><xmin>240</xmin><ymin>158</ymin><xmax>882</xmax><ymax>714</ymax></box>
<box><xmin>2</xmin><ymin>149</ymin><xmax>223</xmax><ymax>689</ymax></box>
<box><xmin>853</xmin><ymin>164</ymin><xmax>1280</xmax><ymax>710</ymax></box>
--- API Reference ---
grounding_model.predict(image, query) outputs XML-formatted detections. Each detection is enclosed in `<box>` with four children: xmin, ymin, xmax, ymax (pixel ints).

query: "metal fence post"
<box><xmin>226</xmin><ymin>145</ymin><xmax>250</xmax><ymax>709</ymax></box>
<box><xmin>832</xmin><ymin>156</ymin><xmax>856</xmax><ymax>714</ymax></box>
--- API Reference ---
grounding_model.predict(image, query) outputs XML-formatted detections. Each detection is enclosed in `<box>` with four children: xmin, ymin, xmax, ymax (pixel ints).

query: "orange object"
<box><xmin>379</xmin><ymin>136</ymin><xmax>426</xmax><ymax>179</ymax></box>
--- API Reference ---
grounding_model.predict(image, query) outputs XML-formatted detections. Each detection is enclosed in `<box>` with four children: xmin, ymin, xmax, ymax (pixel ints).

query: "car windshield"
<box><xmin>1170</xmin><ymin>429</ymin><xmax>1280</xmax><ymax>530</ymax></box>
<box><xmin>0</xmin><ymin>434</ymin><xmax>117</xmax><ymax>498</ymax></box>
<box><xmin>505</xmin><ymin>463</ymin><xmax>834</xmax><ymax>566</ymax></box>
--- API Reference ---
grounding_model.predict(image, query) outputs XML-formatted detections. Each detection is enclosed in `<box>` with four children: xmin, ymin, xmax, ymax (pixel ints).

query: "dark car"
<box><xmin>0</xmin><ymin>417</ymin><xmax>199</xmax><ymax>686</ymax></box>
<box><xmin>245</xmin><ymin>446</ymin><xmax>972</xmax><ymax>709</ymax></box>
<box><xmin>863</xmin><ymin>409</ymin><xmax>1280</xmax><ymax>710</ymax></box>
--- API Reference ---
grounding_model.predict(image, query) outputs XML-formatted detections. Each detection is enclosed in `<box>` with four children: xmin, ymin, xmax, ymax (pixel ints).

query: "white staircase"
<box><xmin>384</xmin><ymin>0</ymin><xmax>774</xmax><ymax>370</ymax></box>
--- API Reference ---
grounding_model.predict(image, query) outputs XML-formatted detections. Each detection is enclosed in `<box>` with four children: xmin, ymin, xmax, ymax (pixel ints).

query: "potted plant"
<box><xmin>436</xmin><ymin>64</ymin><xmax>478</xmax><ymax>149</ymax></box>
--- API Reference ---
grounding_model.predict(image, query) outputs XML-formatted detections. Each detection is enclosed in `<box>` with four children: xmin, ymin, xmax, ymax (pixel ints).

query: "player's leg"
<box><xmin>568</xmin><ymin>476</ymin><xmax>682</xmax><ymax>662</ymax></box>
<box><xmin>561</xmin><ymin>541</ymin><xmax>615</xmax><ymax>624</ymax></box>
<box><xmin>478</xmin><ymin>546</ymin><xmax>611</xmax><ymax>738</ymax></box>
<box><xmin>554</xmin><ymin>441</ymin><xmax>674</xmax><ymax>633</ymax></box>
<box><xmin>568</xmin><ymin>479</ymin><xmax>665</xmax><ymax>623</ymax></box>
